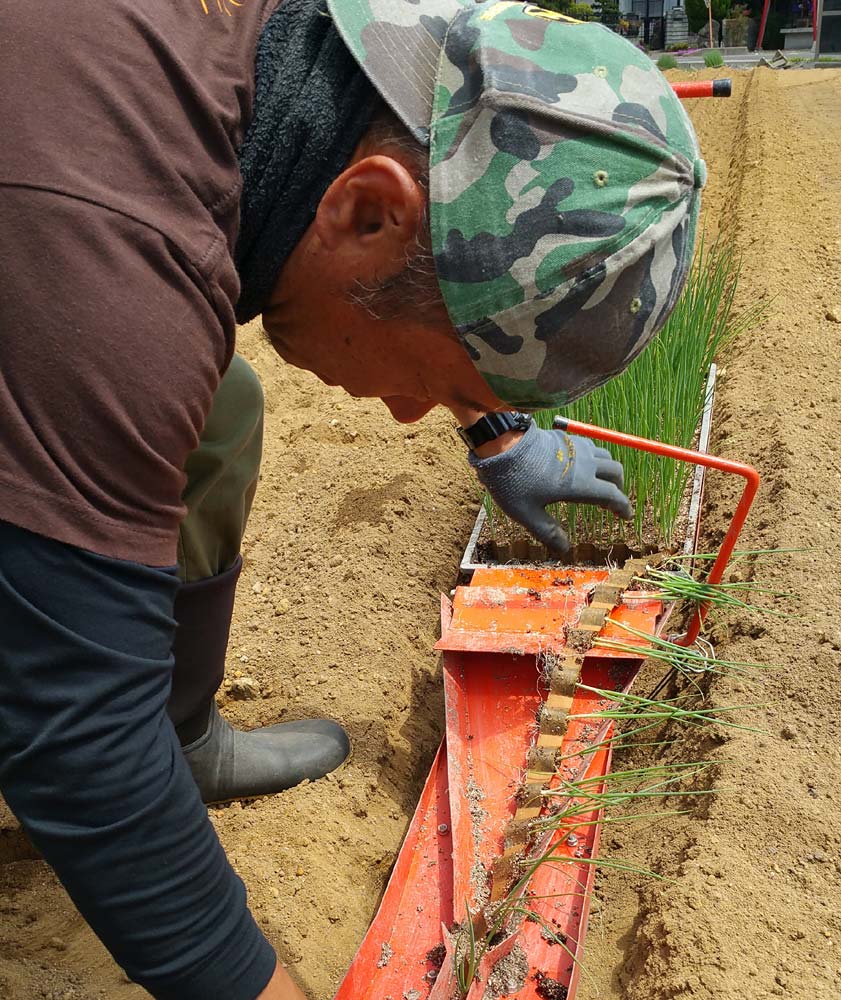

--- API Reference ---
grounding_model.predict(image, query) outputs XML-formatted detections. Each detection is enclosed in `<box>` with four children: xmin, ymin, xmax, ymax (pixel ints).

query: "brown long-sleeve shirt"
<box><xmin>0</xmin><ymin>0</ymin><xmax>279</xmax><ymax>564</ymax></box>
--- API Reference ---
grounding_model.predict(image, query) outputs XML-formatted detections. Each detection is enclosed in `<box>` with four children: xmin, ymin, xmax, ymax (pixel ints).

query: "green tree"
<box><xmin>592</xmin><ymin>0</ymin><xmax>621</xmax><ymax>26</ymax></box>
<box><xmin>539</xmin><ymin>0</ymin><xmax>574</xmax><ymax>13</ymax></box>
<box><xmin>685</xmin><ymin>0</ymin><xmax>733</xmax><ymax>33</ymax></box>
<box><xmin>540</xmin><ymin>0</ymin><xmax>620</xmax><ymax>29</ymax></box>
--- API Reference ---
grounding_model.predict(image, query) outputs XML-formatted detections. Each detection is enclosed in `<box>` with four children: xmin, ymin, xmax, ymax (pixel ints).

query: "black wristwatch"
<box><xmin>457</xmin><ymin>411</ymin><xmax>532</xmax><ymax>450</ymax></box>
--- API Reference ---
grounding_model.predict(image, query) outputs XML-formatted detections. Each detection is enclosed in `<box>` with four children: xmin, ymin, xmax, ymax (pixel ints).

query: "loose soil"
<box><xmin>2</xmin><ymin>67</ymin><xmax>840</xmax><ymax>1000</ymax></box>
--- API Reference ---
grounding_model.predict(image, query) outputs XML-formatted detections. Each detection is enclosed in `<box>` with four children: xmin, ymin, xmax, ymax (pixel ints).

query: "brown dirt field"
<box><xmin>2</xmin><ymin>66</ymin><xmax>841</xmax><ymax>1000</ymax></box>
<box><xmin>577</xmin><ymin>66</ymin><xmax>841</xmax><ymax>1000</ymax></box>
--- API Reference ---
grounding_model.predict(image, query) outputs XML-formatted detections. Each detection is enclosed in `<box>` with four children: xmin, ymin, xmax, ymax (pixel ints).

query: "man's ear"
<box><xmin>315</xmin><ymin>154</ymin><xmax>425</xmax><ymax>266</ymax></box>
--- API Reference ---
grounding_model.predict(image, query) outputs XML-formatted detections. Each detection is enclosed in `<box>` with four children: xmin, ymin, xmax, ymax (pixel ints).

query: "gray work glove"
<box><xmin>469</xmin><ymin>422</ymin><xmax>633</xmax><ymax>556</ymax></box>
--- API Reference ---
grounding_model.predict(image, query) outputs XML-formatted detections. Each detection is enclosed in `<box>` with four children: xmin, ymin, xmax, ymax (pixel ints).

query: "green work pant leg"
<box><xmin>168</xmin><ymin>354</ymin><xmax>264</xmax><ymax>734</ymax></box>
<box><xmin>177</xmin><ymin>354</ymin><xmax>264</xmax><ymax>584</ymax></box>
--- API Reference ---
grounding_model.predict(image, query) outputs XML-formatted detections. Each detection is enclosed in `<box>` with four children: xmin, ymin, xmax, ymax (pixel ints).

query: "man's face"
<box><xmin>262</xmin><ymin>278</ymin><xmax>504</xmax><ymax>423</ymax></box>
<box><xmin>261</xmin><ymin>151</ymin><xmax>506</xmax><ymax>422</ymax></box>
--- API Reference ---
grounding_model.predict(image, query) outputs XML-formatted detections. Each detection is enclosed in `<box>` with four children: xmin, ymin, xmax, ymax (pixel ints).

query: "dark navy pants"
<box><xmin>0</xmin><ymin>520</ymin><xmax>276</xmax><ymax>999</ymax></box>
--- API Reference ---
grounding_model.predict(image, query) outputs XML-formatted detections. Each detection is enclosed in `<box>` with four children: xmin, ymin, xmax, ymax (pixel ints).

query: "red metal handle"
<box><xmin>554</xmin><ymin>416</ymin><xmax>759</xmax><ymax>646</ymax></box>
<box><xmin>672</xmin><ymin>79</ymin><xmax>732</xmax><ymax>99</ymax></box>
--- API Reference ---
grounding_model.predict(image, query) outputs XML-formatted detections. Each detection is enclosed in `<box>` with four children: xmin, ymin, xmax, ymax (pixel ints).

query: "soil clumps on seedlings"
<box><xmin>534</xmin><ymin>970</ymin><xmax>569</xmax><ymax>999</ymax></box>
<box><xmin>485</xmin><ymin>943</ymin><xmax>529</xmax><ymax>998</ymax></box>
<box><xmin>564</xmin><ymin>629</ymin><xmax>595</xmax><ymax>654</ymax></box>
<box><xmin>426</xmin><ymin>943</ymin><xmax>446</xmax><ymax>967</ymax></box>
<box><xmin>466</xmin><ymin>768</ymin><xmax>491</xmax><ymax>908</ymax></box>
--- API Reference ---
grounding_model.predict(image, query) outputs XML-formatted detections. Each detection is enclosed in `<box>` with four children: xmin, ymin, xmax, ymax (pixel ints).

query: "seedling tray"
<box><xmin>459</xmin><ymin>365</ymin><xmax>718</xmax><ymax>578</ymax></box>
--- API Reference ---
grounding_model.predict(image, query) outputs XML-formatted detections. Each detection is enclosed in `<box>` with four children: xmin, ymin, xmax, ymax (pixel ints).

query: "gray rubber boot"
<box><xmin>182</xmin><ymin>701</ymin><xmax>351</xmax><ymax>804</ymax></box>
<box><xmin>169</xmin><ymin>557</ymin><xmax>350</xmax><ymax>804</ymax></box>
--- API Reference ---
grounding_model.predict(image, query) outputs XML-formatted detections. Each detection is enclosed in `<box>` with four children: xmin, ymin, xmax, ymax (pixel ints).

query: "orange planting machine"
<box><xmin>334</xmin><ymin>417</ymin><xmax>758</xmax><ymax>1000</ymax></box>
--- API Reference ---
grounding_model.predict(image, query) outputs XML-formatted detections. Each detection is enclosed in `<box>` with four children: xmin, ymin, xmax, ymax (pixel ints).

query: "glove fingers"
<box><xmin>585</xmin><ymin>478</ymin><xmax>634</xmax><ymax>520</ymax></box>
<box><xmin>595</xmin><ymin>458</ymin><xmax>625</xmax><ymax>491</ymax></box>
<box><xmin>593</xmin><ymin>445</ymin><xmax>614</xmax><ymax>462</ymax></box>
<box><xmin>525</xmin><ymin>510</ymin><xmax>571</xmax><ymax>556</ymax></box>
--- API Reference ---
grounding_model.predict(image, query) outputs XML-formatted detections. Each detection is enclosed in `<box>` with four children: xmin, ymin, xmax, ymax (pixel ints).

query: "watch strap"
<box><xmin>457</xmin><ymin>411</ymin><xmax>531</xmax><ymax>450</ymax></box>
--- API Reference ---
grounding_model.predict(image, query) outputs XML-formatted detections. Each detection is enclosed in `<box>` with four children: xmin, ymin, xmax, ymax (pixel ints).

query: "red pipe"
<box><xmin>758</xmin><ymin>0</ymin><xmax>772</xmax><ymax>51</ymax></box>
<box><xmin>553</xmin><ymin>417</ymin><xmax>760</xmax><ymax>647</ymax></box>
<box><xmin>672</xmin><ymin>79</ymin><xmax>732</xmax><ymax>99</ymax></box>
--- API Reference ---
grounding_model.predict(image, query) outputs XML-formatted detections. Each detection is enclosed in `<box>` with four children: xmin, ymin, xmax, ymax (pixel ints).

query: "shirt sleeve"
<box><xmin>0</xmin><ymin>520</ymin><xmax>276</xmax><ymax>1000</ymax></box>
<box><xmin>0</xmin><ymin>185</ymin><xmax>237</xmax><ymax>565</ymax></box>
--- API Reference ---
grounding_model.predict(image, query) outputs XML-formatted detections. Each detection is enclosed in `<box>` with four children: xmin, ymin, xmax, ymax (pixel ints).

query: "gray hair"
<box><xmin>348</xmin><ymin>102</ymin><xmax>445</xmax><ymax>323</ymax></box>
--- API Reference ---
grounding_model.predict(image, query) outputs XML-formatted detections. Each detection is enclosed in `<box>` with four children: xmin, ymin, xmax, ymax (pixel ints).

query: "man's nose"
<box><xmin>381</xmin><ymin>397</ymin><xmax>436</xmax><ymax>423</ymax></box>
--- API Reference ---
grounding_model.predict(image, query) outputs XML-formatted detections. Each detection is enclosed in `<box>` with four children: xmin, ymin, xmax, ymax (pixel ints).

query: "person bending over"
<box><xmin>0</xmin><ymin>1</ymin><xmax>703</xmax><ymax>997</ymax></box>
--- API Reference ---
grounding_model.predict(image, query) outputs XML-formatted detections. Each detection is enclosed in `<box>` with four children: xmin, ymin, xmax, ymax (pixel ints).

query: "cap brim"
<box><xmin>327</xmin><ymin>0</ymin><xmax>471</xmax><ymax>145</ymax></box>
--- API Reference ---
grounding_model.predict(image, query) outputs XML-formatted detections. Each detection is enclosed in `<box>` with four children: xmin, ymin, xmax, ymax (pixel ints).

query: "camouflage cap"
<box><xmin>327</xmin><ymin>0</ymin><xmax>705</xmax><ymax>409</ymax></box>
